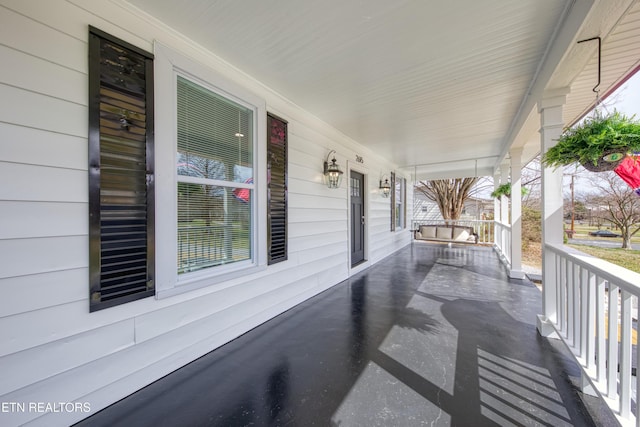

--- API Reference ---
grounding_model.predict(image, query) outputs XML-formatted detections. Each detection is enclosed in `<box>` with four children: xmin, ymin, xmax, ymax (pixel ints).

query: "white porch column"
<box><xmin>493</xmin><ymin>172</ymin><xmax>501</xmax><ymax>246</ymax></box>
<box><xmin>509</xmin><ymin>148</ymin><xmax>524</xmax><ymax>279</ymax></box>
<box><xmin>537</xmin><ymin>89</ymin><xmax>568</xmax><ymax>337</ymax></box>
<box><xmin>500</xmin><ymin>163</ymin><xmax>510</xmax><ymax>255</ymax></box>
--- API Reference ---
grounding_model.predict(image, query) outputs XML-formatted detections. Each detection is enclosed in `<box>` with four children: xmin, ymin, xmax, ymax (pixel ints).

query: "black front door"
<box><xmin>350</xmin><ymin>171</ymin><xmax>365</xmax><ymax>266</ymax></box>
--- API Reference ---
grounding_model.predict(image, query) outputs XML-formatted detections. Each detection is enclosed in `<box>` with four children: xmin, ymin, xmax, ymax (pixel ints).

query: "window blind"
<box><xmin>176</xmin><ymin>76</ymin><xmax>254</xmax><ymax>274</ymax></box>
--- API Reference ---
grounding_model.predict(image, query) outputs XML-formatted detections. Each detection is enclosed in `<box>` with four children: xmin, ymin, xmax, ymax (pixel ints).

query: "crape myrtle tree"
<box><xmin>415</xmin><ymin>177</ymin><xmax>482</xmax><ymax>220</ymax></box>
<box><xmin>589</xmin><ymin>172</ymin><xmax>640</xmax><ymax>249</ymax></box>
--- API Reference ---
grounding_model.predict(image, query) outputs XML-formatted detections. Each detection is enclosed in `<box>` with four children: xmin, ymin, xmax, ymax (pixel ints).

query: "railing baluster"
<box><xmin>545</xmin><ymin>243</ymin><xmax>640</xmax><ymax>425</ymax></box>
<box><xmin>559</xmin><ymin>256</ymin><xmax>566</xmax><ymax>335</ymax></box>
<box><xmin>596</xmin><ymin>275</ymin><xmax>605</xmax><ymax>382</ymax></box>
<box><xmin>564</xmin><ymin>256</ymin><xmax>569</xmax><ymax>337</ymax></box>
<box><xmin>542</xmin><ymin>251</ymin><xmax>560</xmax><ymax>328</ymax></box>
<box><xmin>573</xmin><ymin>264</ymin><xmax>587</xmax><ymax>358</ymax></box>
<box><xmin>619</xmin><ymin>289</ymin><xmax>632</xmax><ymax>418</ymax></box>
<box><xmin>583</xmin><ymin>268</ymin><xmax>593</xmax><ymax>365</ymax></box>
<box><xmin>574</xmin><ymin>264</ymin><xmax>582</xmax><ymax>353</ymax></box>
<box><xmin>607</xmin><ymin>283</ymin><xmax>619</xmax><ymax>399</ymax></box>
<box><xmin>567</xmin><ymin>259</ymin><xmax>574</xmax><ymax>343</ymax></box>
<box><xmin>554</xmin><ymin>253</ymin><xmax>560</xmax><ymax>326</ymax></box>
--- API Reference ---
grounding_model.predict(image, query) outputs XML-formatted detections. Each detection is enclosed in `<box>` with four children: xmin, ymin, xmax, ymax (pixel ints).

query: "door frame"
<box><xmin>347</xmin><ymin>161</ymin><xmax>369</xmax><ymax>276</ymax></box>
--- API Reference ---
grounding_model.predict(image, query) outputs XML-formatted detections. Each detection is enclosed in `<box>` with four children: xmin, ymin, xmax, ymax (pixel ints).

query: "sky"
<box><xmin>605</xmin><ymin>69</ymin><xmax>640</xmax><ymax>116</ymax></box>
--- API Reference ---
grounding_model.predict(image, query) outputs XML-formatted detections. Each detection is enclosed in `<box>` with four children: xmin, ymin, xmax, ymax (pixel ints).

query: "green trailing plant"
<box><xmin>491</xmin><ymin>183</ymin><xmax>511</xmax><ymax>198</ymax></box>
<box><xmin>490</xmin><ymin>183</ymin><xmax>529</xmax><ymax>199</ymax></box>
<box><xmin>541</xmin><ymin>111</ymin><xmax>640</xmax><ymax>171</ymax></box>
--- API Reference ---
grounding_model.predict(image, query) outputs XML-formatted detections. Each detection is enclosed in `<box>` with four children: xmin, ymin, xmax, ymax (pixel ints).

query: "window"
<box><xmin>176</xmin><ymin>76</ymin><xmax>254</xmax><ymax>275</ymax></box>
<box><xmin>154</xmin><ymin>43</ymin><xmax>266</xmax><ymax>297</ymax></box>
<box><xmin>390</xmin><ymin>173</ymin><xmax>406</xmax><ymax>231</ymax></box>
<box><xmin>88</xmin><ymin>27</ymin><xmax>155</xmax><ymax>312</ymax></box>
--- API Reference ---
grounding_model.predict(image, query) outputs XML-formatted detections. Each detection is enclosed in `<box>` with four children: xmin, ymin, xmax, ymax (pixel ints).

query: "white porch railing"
<box><xmin>412</xmin><ymin>219</ymin><xmax>495</xmax><ymax>244</ymax></box>
<box><xmin>494</xmin><ymin>222</ymin><xmax>511</xmax><ymax>265</ymax></box>
<box><xmin>545</xmin><ymin>243</ymin><xmax>640</xmax><ymax>426</ymax></box>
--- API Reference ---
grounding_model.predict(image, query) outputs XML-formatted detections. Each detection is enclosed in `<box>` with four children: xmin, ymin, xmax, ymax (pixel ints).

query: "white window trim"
<box><xmin>154</xmin><ymin>42</ymin><xmax>267</xmax><ymax>299</ymax></box>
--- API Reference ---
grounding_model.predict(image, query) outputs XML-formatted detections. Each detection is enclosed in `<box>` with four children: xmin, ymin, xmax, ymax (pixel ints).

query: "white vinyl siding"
<box><xmin>0</xmin><ymin>1</ymin><xmax>412</xmax><ymax>425</ymax></box>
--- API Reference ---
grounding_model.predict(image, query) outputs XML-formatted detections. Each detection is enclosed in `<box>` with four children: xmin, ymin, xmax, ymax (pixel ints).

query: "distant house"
<box><xmin>413</xmin><ymin>192</ymin><xmax>443</xmax><ymax>223</ymax></box>
<box><xmin>462</xmin><ymin>196</ymin><xmax>494</xmax><ymax>220</ymax></box>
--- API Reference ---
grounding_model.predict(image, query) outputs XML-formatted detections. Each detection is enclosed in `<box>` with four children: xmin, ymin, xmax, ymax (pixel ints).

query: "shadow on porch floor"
<box><xmin>77</xmin><ymin>244</ymin><xmax>610</xmax><ymax>426</ymax></box>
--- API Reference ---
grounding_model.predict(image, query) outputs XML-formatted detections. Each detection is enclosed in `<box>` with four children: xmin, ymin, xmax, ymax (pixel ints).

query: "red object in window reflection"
<box><xmin>233</xmin><ymin>178</ymin><xmax>253</xmax><ymax>203</ymax></box>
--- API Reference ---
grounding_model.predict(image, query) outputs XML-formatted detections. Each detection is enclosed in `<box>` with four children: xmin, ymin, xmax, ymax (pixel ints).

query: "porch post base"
<box><xmin>508</xmin><ymin>269</ymin><xmax>525</xmax><ymax>279</ymax></box>
<box><xmin>580</xmin><ymin>371</ymin><xmax>597</xmax><ymax>397</ymax></box>
<box><xmin>536</xmin><ymin>314</ymin><xmax>559</xmax><ymax>339</ymax></box>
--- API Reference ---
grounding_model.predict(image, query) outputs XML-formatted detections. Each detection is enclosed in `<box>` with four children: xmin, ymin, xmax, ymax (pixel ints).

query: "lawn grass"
<box><xmin>567</xmin><ymin>244</ymin><xmax>640</xmax><ymax>274</ymax></box>
<box><xmin>571</xmin><ymin>224</ymin><xmax>640</xmax><ymax>243</ymax></box>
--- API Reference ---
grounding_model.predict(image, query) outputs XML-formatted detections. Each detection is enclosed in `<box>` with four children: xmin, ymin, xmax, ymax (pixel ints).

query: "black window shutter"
<box><xmin>267</xmin><ymin>114</ymin><xmax>288</xmax><ymax>264</ymax></box>
<box><xmin>390</xmin><ymin>172</ymin><xmax>396</xmax><ymax>231</ymax></box>
<box><xmin>88</xmin><ymin>27</ymin><xmax>155</xmax><ymax>312</ymax></box>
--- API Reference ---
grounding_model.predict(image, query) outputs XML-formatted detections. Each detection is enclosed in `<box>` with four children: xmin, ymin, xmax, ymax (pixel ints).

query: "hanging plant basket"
<box><xmin>490</xmin><ymin>183</ymin><xmax>529</xmax><ymax>199</ymax></box>
<box><xmin>490</xmin><ymin>183</ymin><xmax>512</xmax><ymax>199</ymax></box>
<box><xmin>580</xmin><ymin>148</ymin><xmax>626</xmax><ymax>172</ymax></box>
<box><xmin>541</xmin><ymin>111</ymin><xmax>640</xmax><ymax>171</ymax></box>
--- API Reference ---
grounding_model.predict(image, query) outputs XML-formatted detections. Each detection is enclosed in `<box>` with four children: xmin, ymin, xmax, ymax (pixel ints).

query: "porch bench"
<box><xmin>414</xmin><ymin>224</ymin><xmax>478</xmax><ymax>244</ymax></box>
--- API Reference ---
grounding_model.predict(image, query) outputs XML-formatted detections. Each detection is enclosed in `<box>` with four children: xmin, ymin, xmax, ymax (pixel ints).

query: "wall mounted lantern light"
<box><xmin>379</xmin><ymin>175</ymin><xmax>391</xmax><ymax>198</ymax></box>
<box><xmin>323</xmin><ymin>150</ymin><xmax>343</xmax><ymax>189</ymax></box>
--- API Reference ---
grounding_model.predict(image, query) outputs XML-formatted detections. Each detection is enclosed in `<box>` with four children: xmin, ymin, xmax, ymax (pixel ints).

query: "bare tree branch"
<box><xmin>416</xmin><ymin>177</ymin><xmax>480</xmax><ymax>220</ymax></box>
<box><xmin>587</xmin><ymin>172</ymin><xmax>640</xmax><ymax>249</ymax></box>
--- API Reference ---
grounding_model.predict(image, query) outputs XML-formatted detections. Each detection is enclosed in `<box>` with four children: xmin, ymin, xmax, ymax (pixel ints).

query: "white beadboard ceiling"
<box><xmin>126</xmin><ymin>0</ymin><xmax>640</xmax><ymax>179</ymax></box>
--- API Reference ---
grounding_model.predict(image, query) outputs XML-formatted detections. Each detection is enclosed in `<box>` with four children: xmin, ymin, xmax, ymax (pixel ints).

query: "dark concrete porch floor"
<box><xmin>77</xmin><ymin>243</ymin><xmax>606</xmax><ymax>426</ymax></box>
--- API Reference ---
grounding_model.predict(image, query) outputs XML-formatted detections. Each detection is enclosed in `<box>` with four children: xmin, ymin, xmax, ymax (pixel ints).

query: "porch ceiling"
<box><xmin>125</xmin><ymin>0</ymin><xmax>640</xmax><ymax>179</ymax></box>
